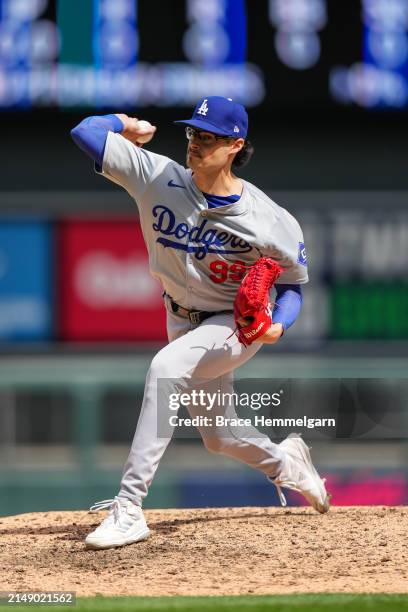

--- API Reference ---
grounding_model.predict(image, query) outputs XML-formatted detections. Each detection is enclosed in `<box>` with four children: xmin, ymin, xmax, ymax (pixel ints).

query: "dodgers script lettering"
<box><xmin>152</xmin><ymin>205</ymin><xmax>253</xmax><ymax>260</ymax></box>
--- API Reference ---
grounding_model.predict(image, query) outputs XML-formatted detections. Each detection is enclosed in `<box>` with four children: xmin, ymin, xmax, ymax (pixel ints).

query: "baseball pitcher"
<box><xmin>71</xmin><ymin>96</ymin><xmax>330</xmax><ymax>550</ymax></box>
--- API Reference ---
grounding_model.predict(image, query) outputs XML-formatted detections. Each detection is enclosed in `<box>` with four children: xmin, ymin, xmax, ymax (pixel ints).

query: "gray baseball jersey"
<box><xmin>97</xmin><ymin>131</ymin><xmax>308</xmax><ymax>312</ymax></box>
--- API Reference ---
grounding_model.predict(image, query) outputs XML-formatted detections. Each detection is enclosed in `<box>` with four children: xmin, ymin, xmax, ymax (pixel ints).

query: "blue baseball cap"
<box><xmin>174</xmin><ymin>96</ymin><xmax>248</xmax><ymax>138</ymax></box>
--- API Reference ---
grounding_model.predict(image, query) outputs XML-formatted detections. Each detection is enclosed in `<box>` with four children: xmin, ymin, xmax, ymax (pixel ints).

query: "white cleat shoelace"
<box><xmin>272</xmin><ymin>476</ymin><xmax>329</xmax><ymax>509</ymax></box>
<box><xmin>89</xmin><ymin>498</ymin><xmax>122</xmax><ymax>527</ymax></box>
<box><xmin>89</xmin><ymin>498</ymin><xmax>118</xmax><ymax>513</ymax></box>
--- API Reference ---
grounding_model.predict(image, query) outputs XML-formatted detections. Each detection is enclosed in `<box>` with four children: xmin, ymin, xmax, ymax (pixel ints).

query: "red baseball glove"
<box><xmin>234</xmin><ymin>257</ymin><xmax>283</xmax><ymax>346</ymax></box>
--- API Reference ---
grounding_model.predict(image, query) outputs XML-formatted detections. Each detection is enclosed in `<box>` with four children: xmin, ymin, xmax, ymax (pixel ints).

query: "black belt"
<box><xmin>165</xmin><ymin>294</ymin><xmax>231</xmax><ymax>325</ymax></box>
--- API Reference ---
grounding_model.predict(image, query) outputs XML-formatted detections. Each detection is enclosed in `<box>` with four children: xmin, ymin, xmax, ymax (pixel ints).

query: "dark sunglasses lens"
<box><xmin>186</xmin><ymin>127</ymin><xmax>197</xmax><ymax>140</ymax></box>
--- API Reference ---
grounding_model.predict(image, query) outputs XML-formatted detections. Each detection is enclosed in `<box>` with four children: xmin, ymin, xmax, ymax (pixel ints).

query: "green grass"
<box><xmin>1</xmin><ymin>594</ymin><xmax>408</xmax><ymax>612</ymax></box>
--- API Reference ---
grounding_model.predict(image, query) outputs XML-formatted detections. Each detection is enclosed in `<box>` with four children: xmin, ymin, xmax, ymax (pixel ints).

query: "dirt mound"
<box><xmin>0</xmin><ymin>506</ymin><xmax>407</xmax><ymax>596</ymax></box>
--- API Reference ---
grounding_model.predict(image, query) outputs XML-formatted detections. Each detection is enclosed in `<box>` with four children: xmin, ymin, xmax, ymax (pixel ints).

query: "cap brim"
<box><xmin>173</xmin><ymin>119</ymin><xmax>231</xmax><ymax>136</ymax></box>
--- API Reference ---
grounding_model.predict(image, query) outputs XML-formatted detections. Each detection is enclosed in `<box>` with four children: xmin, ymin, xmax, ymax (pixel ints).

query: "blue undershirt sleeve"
<box><xmin>70</xmin><ymin>114</ymin><xmax>124</xmax><ymax>169</ymax></box>
<box><xmin>272</xmin><ymin>284</ymin><xmax>303</xmax><ymax>332</ymax></box>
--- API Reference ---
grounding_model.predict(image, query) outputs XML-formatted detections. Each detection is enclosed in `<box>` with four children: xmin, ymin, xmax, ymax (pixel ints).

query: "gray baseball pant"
<box><xmin>118</xmin><ymin>310</ymin><xmax>285</xmax><ymax>506</ymax></box>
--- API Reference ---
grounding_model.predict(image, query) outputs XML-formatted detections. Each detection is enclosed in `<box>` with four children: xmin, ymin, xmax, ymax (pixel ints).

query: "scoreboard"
<box><xmin>0</xmin><ymin>0</ymin><xmax>407</xmax><ymax>110</ymax></box>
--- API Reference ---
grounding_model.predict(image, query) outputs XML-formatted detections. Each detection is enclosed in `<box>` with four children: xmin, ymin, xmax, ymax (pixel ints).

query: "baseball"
<box><xmin>136</xmin><ymin>120</ymin><xmax>155</xmax><ymax>143</ymax></box>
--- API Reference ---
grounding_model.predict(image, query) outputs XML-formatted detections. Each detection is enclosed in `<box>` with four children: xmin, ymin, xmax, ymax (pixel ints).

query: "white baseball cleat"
<box><xmin>85</xmin><ymin>497</ymin><xmax>150</xmax><ymax>549</ymax></box>
<box><xmin>270</xmin><ymin>433</ymin><xmax>331</xmax><ymax>514</ymax></box>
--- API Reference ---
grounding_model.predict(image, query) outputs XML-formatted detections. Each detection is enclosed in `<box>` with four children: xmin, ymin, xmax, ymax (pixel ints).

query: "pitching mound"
<box><xmin>1</xmin><ymin>506</ymin><xmax>407</xmax><ymax>597</ymax></box>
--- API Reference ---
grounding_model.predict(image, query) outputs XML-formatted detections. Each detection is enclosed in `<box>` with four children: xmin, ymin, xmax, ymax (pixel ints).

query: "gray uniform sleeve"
<box><xmin>266</xmin><ymin>208</ymin><xmax>309</xmax><ymax>284</ymax></box>
<box><xmin>97</xmin><ymin>131</ymin><xmax>170</xmax><ymax>199</ymax></box>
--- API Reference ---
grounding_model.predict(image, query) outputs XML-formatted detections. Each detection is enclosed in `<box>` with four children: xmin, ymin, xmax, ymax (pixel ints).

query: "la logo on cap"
<box><xmin>197</xmin><ymin>99</ymin><xmax>209</xmax><ymax>116</ymax></box>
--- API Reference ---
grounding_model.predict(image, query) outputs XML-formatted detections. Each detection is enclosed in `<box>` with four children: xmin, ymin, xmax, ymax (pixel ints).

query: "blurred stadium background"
<box><xmin>0</xmin><ymin>0</ymin><xmax>407</xmax><ymax>516</ymax></box>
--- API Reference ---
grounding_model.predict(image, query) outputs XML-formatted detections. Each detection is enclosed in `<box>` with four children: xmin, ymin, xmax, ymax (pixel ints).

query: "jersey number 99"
<box><xmin>209</xmin><ymin>260</ymin><xmax>247</xmax><ymax>284</ymax></box>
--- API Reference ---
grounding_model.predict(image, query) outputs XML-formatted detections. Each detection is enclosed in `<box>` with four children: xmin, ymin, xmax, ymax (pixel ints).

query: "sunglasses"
<box><xmin>185</xmin><ymin>126</ymin><xmax>235</xmax><ymax>146</ymax></box>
